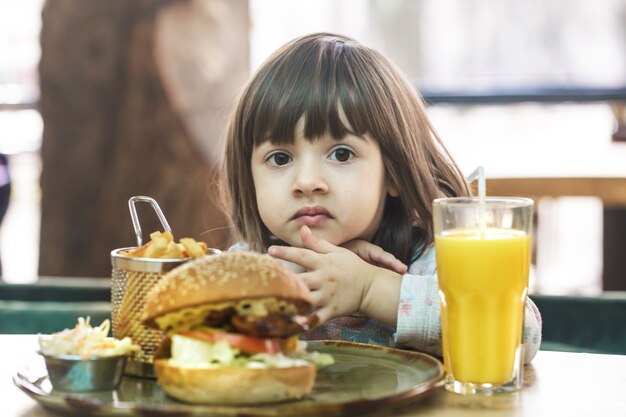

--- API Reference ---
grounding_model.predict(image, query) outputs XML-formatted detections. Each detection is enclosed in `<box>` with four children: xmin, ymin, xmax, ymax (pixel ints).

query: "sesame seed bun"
<box><xmin>143</xmin><ymin>251</ymin><xmax>313</xmax><ymax>329</ymax></box>
<box><xmin>154</xmin><ymin>359</ymin><xmax>316</xmax><ymax>404</ymax></box>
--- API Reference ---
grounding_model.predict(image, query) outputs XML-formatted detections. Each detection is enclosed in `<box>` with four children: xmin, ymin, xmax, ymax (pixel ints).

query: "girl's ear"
<box><xmin>387</xmin><ymin>177</ymin><xmax>400</xmax><ymax>197</ymax></box>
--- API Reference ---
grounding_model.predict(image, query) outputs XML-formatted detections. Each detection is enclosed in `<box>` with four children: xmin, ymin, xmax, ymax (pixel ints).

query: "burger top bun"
<box><xmin>143</xmin><ymin>251</ymin><xmax>313</xmax><ymax>328</ymax></box>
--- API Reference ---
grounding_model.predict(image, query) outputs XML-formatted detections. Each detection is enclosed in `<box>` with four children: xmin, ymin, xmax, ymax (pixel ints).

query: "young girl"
<box><xmin>221</xmin><ymin>33</ymin><xmax>541</xmax><ymax>362</ymax></box>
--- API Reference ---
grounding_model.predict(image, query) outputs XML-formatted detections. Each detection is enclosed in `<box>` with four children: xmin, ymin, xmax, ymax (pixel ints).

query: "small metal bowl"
<box><xmin>38</xmin><ymin>352</ymin><xmax>128</xmax><ymax>392</ymax></box>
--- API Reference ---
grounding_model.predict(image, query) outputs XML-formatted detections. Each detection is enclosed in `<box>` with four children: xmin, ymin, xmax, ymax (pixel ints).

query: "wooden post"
<box><xmin>39</xmin><ymin>0</ymin><xmax>249</xmax><ymax>277</ymax></box>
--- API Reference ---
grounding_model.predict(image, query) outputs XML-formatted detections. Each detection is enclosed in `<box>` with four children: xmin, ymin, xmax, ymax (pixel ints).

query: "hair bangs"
<box><xmin>250</xmin><ymin>37</ymin><xmax>375</xmax><ymax>147</ymax></box>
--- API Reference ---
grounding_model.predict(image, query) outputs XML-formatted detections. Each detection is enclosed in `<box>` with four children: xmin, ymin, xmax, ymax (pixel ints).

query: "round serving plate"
<box><xmin>14</xmin><ymin>340</ymin><xmax>444</xmax><ymax>417</ymax></box>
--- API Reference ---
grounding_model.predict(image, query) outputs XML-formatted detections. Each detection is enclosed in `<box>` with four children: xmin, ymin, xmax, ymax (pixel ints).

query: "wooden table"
<box><xmin>5</xmin><ymin>335</ymin><xmax>626</xmax><ymax>416</ymax></box>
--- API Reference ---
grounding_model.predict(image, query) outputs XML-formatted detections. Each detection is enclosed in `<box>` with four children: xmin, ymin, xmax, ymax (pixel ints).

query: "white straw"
<box><xmin>466</xmin><ymin>166</ymin><xmax>486</xmax><ymax>232</ymax></box>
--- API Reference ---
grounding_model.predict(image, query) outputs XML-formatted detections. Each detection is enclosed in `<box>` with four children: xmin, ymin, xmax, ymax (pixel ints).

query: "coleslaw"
<box><xmin>38</xmin><ymin>317</ymin><xmax>139</xmax><ymax>359</ymax></box>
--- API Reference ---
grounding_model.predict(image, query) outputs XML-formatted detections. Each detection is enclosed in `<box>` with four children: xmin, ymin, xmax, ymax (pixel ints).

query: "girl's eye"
<box><xmin>329</xmin><ymin>147</ymin><xmax>354</xmax><ymax>163</ymax></box>
<box><xmin>266</xmin><ymin>152</ymin><xmax>292</xmax><ymax>167</ymax></box>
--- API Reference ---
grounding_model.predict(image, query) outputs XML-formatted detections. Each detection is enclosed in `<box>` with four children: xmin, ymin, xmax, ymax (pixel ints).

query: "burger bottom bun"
<box><xmin>154</xmin><ymin>359</ymin><xmax>317</xmax><ymax>404</ymax></box>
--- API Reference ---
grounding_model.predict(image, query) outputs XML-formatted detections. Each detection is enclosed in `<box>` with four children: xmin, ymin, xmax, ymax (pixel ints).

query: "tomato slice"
<box><xmin>179</xmin><ymin>330</ymin><xmax>282</xmax><ymax>354</ymax></box>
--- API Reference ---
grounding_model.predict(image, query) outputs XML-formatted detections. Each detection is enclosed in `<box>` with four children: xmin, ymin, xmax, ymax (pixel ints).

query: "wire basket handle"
<box><xmin>128</xmin><ymin>196</ymin><xmax>172</xmax><ymax>247</ymax></box>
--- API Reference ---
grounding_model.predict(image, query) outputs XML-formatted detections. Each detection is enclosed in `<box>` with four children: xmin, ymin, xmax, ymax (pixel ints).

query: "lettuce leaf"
<box><xmin>170</xmin><ymin>335</ymin><xmax>239</xmax><ymax>367</ymax></box>
<box><xmin>168</xmin><ymin>334</ymin><xmax>334</xmax><ymax>369</ymax></box>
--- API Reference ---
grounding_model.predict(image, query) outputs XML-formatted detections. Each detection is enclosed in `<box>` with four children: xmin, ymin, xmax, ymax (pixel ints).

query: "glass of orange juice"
<box><xmin>433</xmin><ymin>197</ymin><xmax>533</xmax><ymax>395</ymax></box>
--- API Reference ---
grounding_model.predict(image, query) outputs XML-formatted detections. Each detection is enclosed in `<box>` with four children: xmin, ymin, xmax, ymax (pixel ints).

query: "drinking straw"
<box><xmin>466</xmin><ymin>166</ymin><xmax>486</xmax><ymax>233</ymax></box>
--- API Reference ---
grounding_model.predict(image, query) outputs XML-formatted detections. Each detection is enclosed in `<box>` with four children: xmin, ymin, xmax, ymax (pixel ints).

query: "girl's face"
<box><xmin>251</xmin><ymin>124</ymin><xmax>398</xmax><ymax>248</ymax></box>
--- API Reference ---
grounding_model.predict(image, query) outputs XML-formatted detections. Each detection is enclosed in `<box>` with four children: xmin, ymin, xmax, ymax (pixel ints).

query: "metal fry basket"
<box><xmin>110</xmin><ymin>196</ymin><xmax>219</xmax><ymax>378</ymax></box>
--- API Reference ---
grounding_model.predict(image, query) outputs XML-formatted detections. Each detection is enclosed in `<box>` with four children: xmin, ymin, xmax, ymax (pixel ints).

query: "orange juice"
<box><xmin>435</xmin><ymin>228</ymin><xmax>530</xmax><ymax>384</ymax></box>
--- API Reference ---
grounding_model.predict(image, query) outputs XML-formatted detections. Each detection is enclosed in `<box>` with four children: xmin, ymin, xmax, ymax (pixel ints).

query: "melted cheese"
<box><xmin>154</xmin><ymin>297</ymin><xmax>298</xmax><ymax>331</ymax></box>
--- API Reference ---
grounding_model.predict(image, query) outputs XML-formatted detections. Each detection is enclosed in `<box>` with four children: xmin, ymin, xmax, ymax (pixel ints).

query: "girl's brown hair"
<box><xmin>221</xmin><ymin>33</ymin><xmax>469</xmax><ymax>263</ymax></box>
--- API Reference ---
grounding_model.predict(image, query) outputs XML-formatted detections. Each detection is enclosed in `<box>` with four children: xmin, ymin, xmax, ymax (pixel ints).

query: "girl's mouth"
<box><xmin>291</xmin><ymin>206</ymin><xmax>333</xmax><ymax>226</ymax></box>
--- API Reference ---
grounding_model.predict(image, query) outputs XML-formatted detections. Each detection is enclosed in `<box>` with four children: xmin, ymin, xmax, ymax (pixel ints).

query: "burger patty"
<box><xmin>202</xmin><ymin>308</ymin><xmax>318</xmax><ymax>338</ymax></box>
<box><xmin>203</xmin><ymin>307</ymin><xmax>236</xmax><ymax>326</ymax></box>
<box><xmin>231</xmin><ymin>312</ymin><xmax>318</xmax><ymax>338</ymax></box>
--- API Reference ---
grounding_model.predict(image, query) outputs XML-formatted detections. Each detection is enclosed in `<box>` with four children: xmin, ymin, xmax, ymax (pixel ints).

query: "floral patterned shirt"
<box><xmin>229</xmin><ymin>243</ymin><xmax>542</xmax><ymax>363</ymax></box>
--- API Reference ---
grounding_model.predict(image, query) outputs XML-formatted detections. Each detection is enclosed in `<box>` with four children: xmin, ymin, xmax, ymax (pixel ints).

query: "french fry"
<box><xmin>180</xmin><ymin>238</ymin><xmax>206</xmax><ymax>258</ymax></box>
<box><xmin>150</xmin><ymin>231</ymin><xmax>174</xmax><ymax>242</ymax></box>
<box><xmin>125</xmin><ymin>242</ymin><xmax>149</xmax><ymax>257</ymax></box>
<box><xmin>161</xmin><ymin>241</ymin><xmax>185</xmax><ymax>258</ymax></box>
<box><xmin>143</xmin><ymin>236</ymin><xmax>169</xmax><ymax>258</ymax></box>
<box><xmin>124</xmin><ymin>231</ymin><xmax>207</xmax><ymax>259</ymax></box>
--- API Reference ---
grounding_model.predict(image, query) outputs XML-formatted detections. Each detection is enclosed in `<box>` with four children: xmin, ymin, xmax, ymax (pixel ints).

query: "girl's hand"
<box><xmin>341</xmin><ymin>239</ymin><xmax>408</xmax><ymax>275</ymax></box>
<box><xmin>268</xmin><ymin>226</ymin><xmax>401</xmax><ymax>326</ymax></box>
<box><xmin>268</xmin><ymin>226</ymin><xmax>371</xmax><ymax>324</ymax></box>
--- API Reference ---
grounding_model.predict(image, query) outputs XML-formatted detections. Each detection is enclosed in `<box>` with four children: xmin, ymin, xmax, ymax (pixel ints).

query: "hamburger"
<box><xmin>142</xmin><ymin>251</ymin><xmax>332</xmax><ymax>404</ymax></box>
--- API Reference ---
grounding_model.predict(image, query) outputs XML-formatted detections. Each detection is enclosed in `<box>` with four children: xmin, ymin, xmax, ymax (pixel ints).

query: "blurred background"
<box><xmin>2</xmin><ymin>0</ymin><xmax>626</xmax><ymax>297</ymax></box>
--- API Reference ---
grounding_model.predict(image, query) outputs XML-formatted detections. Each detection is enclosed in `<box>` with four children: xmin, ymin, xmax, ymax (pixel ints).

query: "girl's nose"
<box><xmin>292</xmin><ymin>161</ymin><xmax>329</xmax><ymax>196</ymax></box>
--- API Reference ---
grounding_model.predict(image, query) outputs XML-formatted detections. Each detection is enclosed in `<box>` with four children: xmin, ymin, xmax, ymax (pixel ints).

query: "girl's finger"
<box><xmin>308</xmin><ymin>289</ymin><xmax>324</xmax><ymax>308</ymax></box>
<box><xmin>313</xmin><ymin>306</ymin><xmax>332</xmax><ymax>325</ymax></box>
<box><xmin>374</xmin><ymin>250</ymin><xmax>406</xmax><ymax>272</ymax></box>
<box><xmin>268</xmin><ymin>245</ymin><xmax>319</xmax><ymax>270</ymax></box>
<box><xmin>300</xmin><ymin>225</ymin><xmax>338</xmax><ymax>254</ymax></box>
<box><xmin>390</xmin><ymin>259</ymin><xmax>408</xmax><ymax>275</ymax></box>
<box><xmin>343</xmin><ymin>239</ymin><xmax>408</xmax><ymax>274</ymax></box>
<box><xmin>368</xmin><ymin>245</ymin><xmax>386</xmax><ymax>264</ymax></box>
<box><xmin>298</xmin><ymin>272</ymin><xmax>322</xmax><ymax>291</ymax></box>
